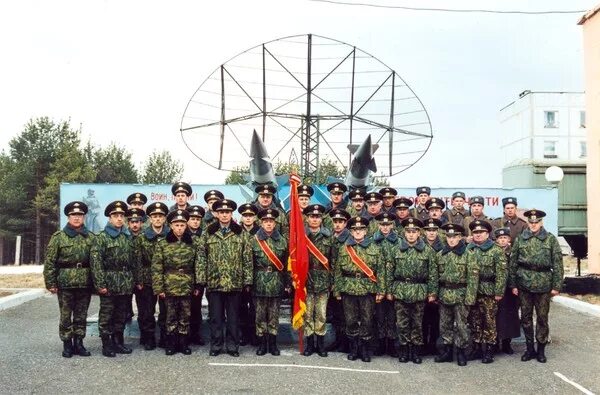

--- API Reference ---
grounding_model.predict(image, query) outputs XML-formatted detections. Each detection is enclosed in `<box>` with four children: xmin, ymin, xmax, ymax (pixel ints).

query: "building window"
<box><xmin>544</xmin><ymin>111</ymin><xmax>558</xmax><ymax>128</ymax></box>
<box><xmin>580</xmin><ymin>141</ymin><xmax>587</xmax><ymax>158</ymax></box>
<box><xmin>580</xmin><ymin>111</ymin><xmax>586</xmax><ymax>128</ymax></box>
<box><xmin>544</xmin><ymin>141</ymin><xmax>557</xmax><ymax>158</ymax></box>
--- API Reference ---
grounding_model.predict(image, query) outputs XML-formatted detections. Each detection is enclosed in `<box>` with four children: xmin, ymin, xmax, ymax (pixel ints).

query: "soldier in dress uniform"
<box><xmin>434</xmin><ymin>224</ymin><xmax>479</xmax><ymax>366</ymax></box>
<box><xmin>463</xmin><ymin>196</ymin><xmax>492</xmax><ymax>243</ymax></box>
<box><xmin>387</xmin><ymin>218</ymin><xmax>438</xmax><ymax>364</ymax></box>
<box><xmin>442</xmin><ymin>191</ymin><xmax>468</xmax><ymax>226</ymax></box>
<box><xmin>333</xmin><ymin>216</ymin><xmax>385</xmax><ymax>363</ymax></box>
<box><xmin>196</xmin><ymin>199</ymin><xmax>253</xmax><ymax>357</ymax></box>
<box><xmin>494</xmin><ymin>227</ymin><xmax>521</xmax><ymax>355</ymax></box>
<box><xmin>152</xmin><ymin>209</ymin><xmax>198</xmax><ymax>355</ymax></box>
<box><xmin>44</xmin><ymin>201</ymin><xmax>94</xmax><ymax>358</ymax></box>
<box><xmin>372</xmin><ymin>212</ymin><xmax>400</xmax><ymax>357</ymax></box>
<box><xmin>170</xmin><ymin>182</ymin><xmax>193</xmax><ymax>211</ymax></box>
<box><xmin>411</xmin><ymin>186</ymin><xmax>431</xmax><ymax>222</ymax></box>
<box><xmin>187</xmin><ymin>205</ymin><xmax>206</xmax><ymax>346</ymax></box>
<box><xmin>237</xmin><ymin>203</ymin><xmax>260</xmax><ymax>346</ymax></box>
<box><xmin>466</xmin><ymin>220</ymin><xmax>507</xmax><ymax>364</ymax></box>
<box><xmin>346</xmin><ymin>189</ymin><xmax>366</xmax><ymax>218</ymax></box>
<box><xmin>91</xmin><ymin>201</ymin><xmax>141</xmax><ymax>357</ymax></box>
<box><xmin>203</xmin><ymin>190</ymin><xmax>225</xmax><ymax>228</ymax></box>
<box><xmin>302</xmin><ymin>204</ymin><xmax>334</xmax><ymax>358</ymax></box>
<box><xmin>421</xmin><ymin>218</ymin><xmax>444</xmax><ymax>356</ymax></box>
<box><xmin>493</xmin><ymin>197</ymin><xmax>527</xmax><ymax>241</ymax></box>
<box><xmin>250</xmin><ymin>208</ymin><xmax>289</xmax><ymax>356</ymax></box>
<box><xmin>509</xmin><ymin>209</ymin><xmax>563</xmax><ymax>363</ymax></box>
<box><xmin>379</xmin><ymin>187</ymin><xmax>397</xmax><ymax>214</ymax></box>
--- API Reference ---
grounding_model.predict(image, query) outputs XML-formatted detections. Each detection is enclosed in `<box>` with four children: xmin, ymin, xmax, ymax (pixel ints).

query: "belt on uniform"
<box><xmin>57</xmin><ymin>262</ymin><xmax>89</xmax><ymax>269</ymax></box>
<box><xmin>344</xmin><ymin>272</ymin><xmax>367</xmax><ymax>279</ymax></box>
<box><xmin>167</xmin><ymin>268</ymin><xmax>193</xmax><ymax>275</ymax></box>
<box><xmin>441</xmin><ymin>282</ymin><xmax>466</xmax><ymax>289</ymax></box>
<box><xmin>518</xmin><ymin>262</ymin><xmax>551</xmax><ymax>272</ymax></box>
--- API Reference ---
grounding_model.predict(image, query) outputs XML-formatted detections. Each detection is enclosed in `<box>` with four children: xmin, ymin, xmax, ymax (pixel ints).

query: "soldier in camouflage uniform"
<box><xmin>325</xmin><ymin>182</ymin><xmax>348</xmax><ymax>212</ymax></box>
<box><xmin>346</xmin><ymin>189</ymin><xmax>366</xmax><ymax>218</ymax></box>
<box><xmin>411</xmin><ymin>186</ymin><xmax>431</xmax><ymax>222</ymax></box>
<box><xmin>393</xmin><ymin>197</ymin><xmax>413</xmax><ymax>239</ymax></box>
<box><xmin>91</xmin><ymin>201</ymin><xmax>140</xmax><ymax>357</ymax></box>
<box><xmin>425</xmin><ymin>197</ymin><xmax>448</xmax><ymax>226</ymax></box>
<box><xmin>463</xmin><ymin>196</ymin><xmax>492</xmax><ymax>243</ymax></box>
<box><xmin>253</xmin><ymin>184</ymin><xmax>288</xmax><ymax>236</ymax></box>
<box><xmin>493</xmin><ymin>197</ymin><xmax>527</xmax><ymax>241</ymax></box>
<box><xmin>238</xmin><ymin>203</ymin><xmax>259</xmax><ymax>346</ymax></box>
<box><xmin>334</xmin><ymin>216</ymin><xmax>385</xmax><ymax>362</ymax></box>
<box><xmin>170</xmin><ymin>182</ymin><xmax>193</xmax><ymax>211</ymax></box>
<box><xmin>250</xmin><ymin>208</ymin><xmax>289</xmax><ymax>356</ymax></box>
<box><xmin>289</xmin><ymin>184</ymin><xmax>314</xmax><ymax>226</ymax></box>
<box><xmin>202</xmin><ymin>190</ymin><xmax>224</xmax><ymax>229</ymax></box>
<box><xmin>134</xmin><ymin>202</ymin><xmax>169</xmax><ymax>350</ymax></box>
<box><xmin>494</xmin><ymin>227</ymin><xmax>521</xmax><ymax>354</ymax></box>
<box><xmin>509</xmin><ymin>209</ymin><xmax>563</xmax><ymax>363</ymax></box>
<box><xmin>387</xmin><ymin>218</ymin><xmax>438</xmax><ymax>364</ymax></box>
<box><xmin>152</xmin><ymin>209</ymin><xmax>198</xmax><ymax>355</ymax></box>
<box><xmin>466</xmin><ymin>220</ymin><xmax>507</xmax><ymax>364</ymax></box>
<box><xmin>239</xmin><ymin>203</ymin><xmax>260</xmax><ymax>235</ymax></box>
<box><xmin>434</xmin><ymin>224</ymin><xmax>479</xmax><ymax>366</ymax></box>
<box><xmin>195</xmin><ymin>199</ymin><xmax>253</xmax><ymax>357</ymax></box>
<box><xmin>326</xmin><ymin>209</ymin><xmax>352</xmax><ymax>352</ymax></box>
<box><xmin>379</xmin><ymin>187</ymin><xmax>397</xmax><ymax>215</ymax></box>
<box><xmin>421</xmin><ymin>218</ymin><xmax>444</xmax><ymax>356</ymax></box>
<box><xmin>442</xmin><ymin>191</ymin><xmax>468</xmax><ymax>226</ymax></box>
<box><xmin>44</xmin><ymin>201</ymin><xmax>94</xmax><ymax>358</ymax></box>
<box><xmin>126</xmin><ymin>208</ymin><xmax>144</xmax><ymax>237</ymax></box>
<box><xmin>372</xmin><ymin>212</ymin><xmax>400</xmax><ymax>357</ymax></box>
<box><xmin>302</xmin><ymin>204</ymin><xmax>334</xmax><ymax>358</ymax></box>
<box><xmin>364</xmin><ymin>192</ymin><xmax>384</xmax><ymax>237</ymax></box>
<box><xmin>127</xmin><ymin>192</ymin><xmax>148</xmax><ymax>223</ymax></box>
<box><xmin>187</xmin><ymin>205</ymin><xmax>206</xmax><ymax>346</ymax></box>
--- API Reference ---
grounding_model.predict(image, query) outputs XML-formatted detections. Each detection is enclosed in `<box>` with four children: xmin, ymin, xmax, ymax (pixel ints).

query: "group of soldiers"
<box><xmin>43</xmin><ymin>181</ymin><xmax>564</xmax><ymax>366</ymax></box>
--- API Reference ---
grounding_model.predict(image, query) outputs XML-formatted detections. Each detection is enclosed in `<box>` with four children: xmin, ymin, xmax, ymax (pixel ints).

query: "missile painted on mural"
<box><xmin>249</xmin><ymin>129</ymin><xmax>277</xmax><ymax>186</ymax></box>
<box><xmin>344</xmin><ymin>135</ymin><xmax>379</xmax><ymax>189</ymax></box>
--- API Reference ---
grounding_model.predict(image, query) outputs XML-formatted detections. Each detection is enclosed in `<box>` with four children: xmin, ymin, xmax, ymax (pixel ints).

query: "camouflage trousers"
<box><xmin>343</xmin><ymin>294</ymin><xmax>375</xmax><ymax>340</ymax></box>
<box><xmin>439</xmin><ymin>303</ymin><xmax>470</xmax><ymax>348</ymax></box>
<box><xmin>519</xmin><ymin>290</ymin><xmax>551</xmax><ymax>344</ymax></box>
<box><xmin>134</xmin><ymin>285</ymin><xmax>156</xmax><ymax>336</ymax></box>
<box><xmin>394</xmin><ymin>300</ymin><xmax>425</xmax><ymax>345</ymax></box>
<box><xmin>304</xmin><ymin>291</ymin><xmax>329</xmax><ymax>336</ymax></box>
<box><xmin>57</xmin><ymin>289</ymin><xmax>91</xmax><ymax>341</ymax></box>
<box><xmin>98</xmin><ymin>295</ymin><xmax>131</xmax><ymax>336</ymax></box>
<box><xmin>469</xmin><ymin>295</ymin><xmax>498</xmax><ymax>344</ymax></box>
<box><xmin>254</xmin><ymin>296</ymin><xmax>281</xmax><ymax>336</ymax></box>
<box><xmin>376</xmin><ymin>299</ymin><xmax>397</xmax><ymax>339</ymax></box>
<box><xmin>165</xmin><ymin>296</ymin><xmax>191</xmax><ymax>335</ymax></box>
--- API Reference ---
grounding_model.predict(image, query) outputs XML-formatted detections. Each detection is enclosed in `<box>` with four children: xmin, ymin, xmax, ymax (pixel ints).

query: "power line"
<box><xmin>307</xmin><ymin>0</ymin><xmax>587</xmax><ymax>15</ymax></box>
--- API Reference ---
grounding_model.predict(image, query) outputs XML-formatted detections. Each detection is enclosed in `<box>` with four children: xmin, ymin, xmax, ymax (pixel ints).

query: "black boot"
<box><xmin>374</xmin><ymin>338</ymin><xmax>386</xmax><ymax>356</ymax></box>
<box><xmin>113</xmin><ymin>332</ymin><xmax>132</xmax><ymax>354</ymax></box>
<box><xmin>501</xmin><ymin>338</ymin><xmax>514</xmax><ymax>354</ymax></box>
<box><xmin>434</xmin><ymin>345</ymin><xmax>453</xmax><ymax>363</ymax></box>
<box><xmin>481</xmin><ymin>343</ymin><xmax>494</xmax><ymax>364</ymax></box>
<box><xmin>388</xmin><ymin>338</ymin><xmax>399</xmax><ymax>358</ymax></box>
<box><xmin>398</xmin><ymin>345</ymin><xmax>409</xmax><ymax>363</ymax></box>
<box><xmin>62</xmin><ymin>339</ymin><xmax>74</xmax><ymax>358</ymax></box>
<box><xmin>158</xmin><ymin>330</ymin><xmax>166</xmax><ymax>349</ymax></box>
<box><xmin>73</xmin><ymin>336</ymin><xmax>91</xmax><ymax>357</ymax></box>
<box><xmin>316</xmin><ymin>335</ymin><xmax>328</xmax><ymax>357</ymax></box>
<box><xmin>269</xmin><ymin>334</ymin><xmax>281</xmax><ymax>356</ymax></box>
<box><xmin>456</xmin><ymin>347</ymin><xmax>467</xmax><ymax>366</ymax></box>
<box><xmin>165</xmin><ymin>334</ymin><xmax>176</xmax><ymax>356</ymax></box>
<box><xmin>144</xmin><ymin>332</ymin><xmax>156</xmax><ymax>351</ymax></box>
<box><xmin>347</xmin><ymin>337</ymin><xmax>358</xmax><ymax>361</ymax></box>
<box><xmin>410</xmin><ymin>345</ymin><xmax>422</xmax><ymax>364</ymax></box>
<box><xmin>467</xmin><ymin>343</ymin><xmax>482</xmax><ymax>361</ymax></box>
<box><xmin>256</xmin><ymin>336</ymin><xmax>267</xmax><ymax>356</ymax></box>
<box><xmin>179</xmin><ymin>334</ymin><xmax>192</xmax><ymax>355</ymax></box>
<box><xmin>521</xmin><ymin>341</ymin><xmax>537</xmax><ymax>362</ymax></box>
<box><xmin>139</xmin><ymin>333</ymin><xmax>146</xmax><ymax>346</ymax></box>
<box><xmin>338</xmin><ymin>332</ymin><xmax>349</xmax><ymax>353</ymax></box>
<box><xmin>360</xmin><ymin>340</ymin><xmax>371</xmax><ymax>363</ymax></box>
<box><xmin>302</xmin><ymin>335</ymin><xmax>315</xmax><ymax>356</ymax></box>
<box><xmin>101</xmin><ymin>335</ymin><xmax>116</xmax><ymax>358</ymax></box>
<box><xmin>536</xmin><ymin>342</ymin><xmax>547</xmax><ymax>363</ymax></box>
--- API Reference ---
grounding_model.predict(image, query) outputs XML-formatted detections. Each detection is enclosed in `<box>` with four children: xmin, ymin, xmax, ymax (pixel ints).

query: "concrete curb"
<box><xmin>553</xmin><ymin>295</ymin><xmax>600</xmax><ymax>318</ymax></box>
<box><xmin>0</xmin><ymin>288</ymin><xmax>46</xmax><ymax>312</ymax></box>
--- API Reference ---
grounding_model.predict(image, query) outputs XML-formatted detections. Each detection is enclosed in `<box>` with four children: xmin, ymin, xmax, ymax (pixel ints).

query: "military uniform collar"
<box><xmin>346</xmin><ymin>236</ymin><xmax>372</xmax><ymax>248</ymax></box>
<box><xmin>166</xmin><ymin>230</ymin><xmax>193</xmax><ymax>244</ymax></box>
<box><xmin>305</xmin><ymin>225</ymin><xmax>331</xmax><ymax>238</ymax></box>
<box><xmin>105</xmin><ymin>223</ymin><xmax>130</xmax><ymax>238</ymax></box>
<box><xmin>451</xmin><ymin>207</ymin><xmax>466</xmax><ymax>215</ymax></box>
<box><xmin>256</xmin><ymin>227</ymin><xmax>282</xmax><ymax>241</ymax></box>
<box><xmin>416</xmin><ymin>205</ymin><xmax>427</xmax><ymax>213</ymax></box>
<box><xmin>244</xmin><ymin>223</ymin><xmax>260</xmax><ymax>235</ymax></box>
<box><xmin>442</xmin><ymin>239</ymin><xmax>467</xmax><ymax>256</ymax></box>
<box><xmin>399</xmin><ymin>237</ymin><xmax>425</xmax><ymax>252</ymax></box>
<box><xmin>144</xmin><ymin>225</ymin><xmax>168</xmax><ymax>240</ymax></box>
<box><xmin>503</xmin><ymin>215</ymin><xmax>523</xmax><ymax>225</ymax></box>
<box><xmin>373</xmin><ymin>230</ymin><xmax>398</xmax><ymax>244</ymax></box>
<box><xmin>63</xmin><ymin>224</ymin><xmax>89</xmax><ymax>238</ymax></box>
<box><xmin>468</xmin><ymin>238</ymin><xmax>494</xmax><ymax>251</ymax></box>
<box><xmin>428</xmin><ymin>237</ymin><xmax>444</xmax><ymax>252</ymax></box>
<box><xmin>522</xmin><ymin>227</ymin><xmax>548</xmax><ymax>241</ymax></box>
<box><xmin>335</xmin><ymin>228</ymin><xmax>351</xmax><ymax>243</ymax></box>
<box><xmin>207</xmin><ymin>221</ymin><xmax>242</xmax><ymax>236</ymax></box>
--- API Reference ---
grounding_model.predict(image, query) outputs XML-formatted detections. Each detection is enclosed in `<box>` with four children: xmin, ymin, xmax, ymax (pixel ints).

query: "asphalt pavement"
<box><xmin>1</xmin><ymin>294</ymin><xmax>599</xmax><ymax>394</ymax></box>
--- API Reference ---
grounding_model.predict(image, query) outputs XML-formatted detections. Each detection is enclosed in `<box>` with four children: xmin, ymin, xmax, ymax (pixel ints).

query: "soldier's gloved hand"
<box><xmin>494</xmin><ymin>295</ymin><xmax>503</xmax><ymax>302</ymax></box>
<box><xmin>427</xmin><ymin>296</ymin><xmax>436</xmax><ymax>303</ymax></box>
<box><xmin>511</xmin><ymin>288</ymin><xmax>519</xmax><ymax>296</ymax></box>
<box><xmin>48</xmin><ymin>287</ymin><xmax>58</xmax><ymax>294</ymax></box>
<box><xmin>550</xmin><ymin>289</ymin><xmax>559</xmax><ymax>297</ymax></box>
<box><xmin>98</xmin><ymin>288</ymin><xmax>108</xmax><ymax>295</ymax></box>
<box><xmin>158</xmin><ymin>292</ymin><xmax>166</xmax><ymax>299</ymax></box>
<box><xmin>375</xmin><ymin>294</ymin><xmax>384</xmax><ymax>303</ymax></box>
<box><xmin>386</xmin><ymin>294</ymin><xmax>394</xmax><ymax>301</ymax></box>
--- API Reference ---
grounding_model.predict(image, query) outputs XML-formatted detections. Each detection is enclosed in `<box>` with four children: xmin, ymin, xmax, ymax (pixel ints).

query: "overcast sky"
<box><xmin>0</xmin><ymin>0</ymin><xmax>594</xmax><ymax>188</ymax></box>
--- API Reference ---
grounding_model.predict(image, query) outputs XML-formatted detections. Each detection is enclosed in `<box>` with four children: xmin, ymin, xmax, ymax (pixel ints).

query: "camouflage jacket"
<box><xmin>467</xmin><ymin>239</ymin><xmax>507</xmax><ymax>297</ymax></box>
<box><xmin>90</xmin><ymin>224</ymin><xmax>138</xmax><ymax>295</ymax></box>
<box><xmin>442</xmin><ymin>207</ymin><xmax>468</xmax><ymax>225</ymax></box>
<box><xmin>306</xmin><ymin>226</ymin><xmax>334</xmax><ymax>293</ymax></box>
<box><xmin>333</xmin><ymin>237</ymin><xmax>385</xmax><ymax>297</ymax></box>
<box><xmin>372</xmin><ymin>230</ymin><xmax>400</xmax><ymax>280</ymax></box>
<box><xmin>250</xmin><ymin>228</ymin><xmax>289</xmax><ymax>297</ymax></box>
<box><xmin>331</xmin><ymin>228</ymin><xmax>351</xmax><ymax>270</ymax></box>
<box><xmin>253</xmin><ymin>202</ymin><xmax>288</xmax><ymax>236</ymax></box>
<box><xmin>364</xmin><ymin>213</ymin><xmax>383</xmax><ymax>237</ymax></box>
<box><xmin>135</xmin><ymin>225</ymin><xmax>169</xmax><ymax>286</ymax></box>
<box><xmin>195</xmin><ymin>221</ymin><xmax>253</xmax><ymax>292</ymax></box>
<box><xmin>152</xmin><ymin>231</ymin><xmax>196</xmax><ymax>296</ymax></box>
<box><xmin>346</xmin><ymin>206</ymin><xmax>366</xmax><ymax>218</ymax></box>
<box><xmin>387</xmin><ymin>238</ymin><xmax>438</xmax><ymax>303</ymax></box>
<box><xmin>436</xmin><ymin>240</ymin><xmax>479</xmax><ymax>306</ymax></box>
<box><xmin>426</xmin><ymin>236</ymin><xmax>445</xmax><ymax>253</ymax></box>
<box><xmin>508</xmin><ymin>227</ymin><xmax>563</xmax><ymax>293</ymax></box>
<box><xmin>43</xmin><ymin>225</ymin><xmax>94</xmax><ymax>289</ymax></box>
<box><xmin>203</xmin><ymin>210</ymin><xmax>218</xmax><ymax>229</ymax></box>
<box><xmin>242</xmin><ymin>223</ymin><xmax>260</xmax><ymax>236</ymax></box>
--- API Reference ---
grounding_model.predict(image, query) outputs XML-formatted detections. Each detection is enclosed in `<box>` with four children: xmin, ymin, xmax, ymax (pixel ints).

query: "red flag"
<box><xmin>288</xmin><ymin>172</ymin><xmax>309</xmax><ymax>332</ymax></box>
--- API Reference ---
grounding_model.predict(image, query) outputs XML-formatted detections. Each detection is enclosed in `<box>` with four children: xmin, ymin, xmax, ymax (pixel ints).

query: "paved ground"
<box><xmin>1</xmin><ymin>294</ymin><xmax>599</xmax><ymax>394</ymax></box>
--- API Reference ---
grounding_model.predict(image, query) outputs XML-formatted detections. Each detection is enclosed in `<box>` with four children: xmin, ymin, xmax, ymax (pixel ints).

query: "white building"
<box><xmin>499</xmin><ymin>91</ymin><xmax>587</xmax><ymax>165</ymax></box>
